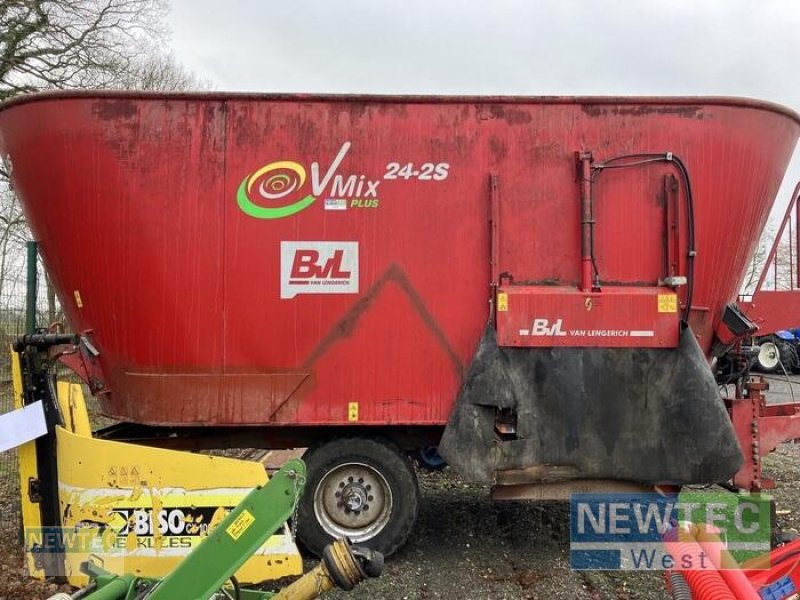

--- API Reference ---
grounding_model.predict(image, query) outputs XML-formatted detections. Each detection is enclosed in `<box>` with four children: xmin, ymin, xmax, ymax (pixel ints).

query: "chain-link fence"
<box><xmin>1</xmin><ymin>251</ymin><xmax>55</xmax><ymax>481</ymax></box>
<box><xmin>0</xmin><ymin>247</ymin><xmax>66</xmax><ymax>597</ymax></box>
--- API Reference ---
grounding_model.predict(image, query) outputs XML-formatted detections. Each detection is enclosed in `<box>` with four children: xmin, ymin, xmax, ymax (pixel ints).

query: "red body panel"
<box><xmin>496</xmin><ymin>287</ymin><xmax>680</xmax><ymax>348</ymax></box>
<box><xmin>0</xmin><ymin>93</ymin><xmax>798</xmax><ymax>426</ymax></box>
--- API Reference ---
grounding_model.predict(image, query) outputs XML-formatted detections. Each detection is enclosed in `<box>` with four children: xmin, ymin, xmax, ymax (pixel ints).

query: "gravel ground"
<box><xmin>759</xmin><ymin>371</ymin><xmax>800</xmax><ymax>404</ymax></box>
<box><xmin>315</xmin><ymin>443</ymin><xmax>800</xmax><ymax>600</ymax></box>
<box><xmin>308</xmin><ymin>469</ymin><xmax>671</xmax><ymax>600</ymax></box>
<box><xmin>2</xmin><ymin>382</ymin><xmax>800</xmax><ymax>600</ymax></box>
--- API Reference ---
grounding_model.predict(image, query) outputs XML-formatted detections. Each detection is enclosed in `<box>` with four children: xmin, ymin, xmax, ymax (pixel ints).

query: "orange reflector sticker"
<box><xmin>497</xmin><ymin>293</ymin><xmax>508</xmax><ymax>312</ymax></box>
<box><xmin>348</xmin><ymin>402</ymin><xmax>359</xmax><ymax>422</ymax></box>
<box><xmin>658</xmin><ymin>294</ymin><xmax>678</xmax><ymax>313</ymax></box>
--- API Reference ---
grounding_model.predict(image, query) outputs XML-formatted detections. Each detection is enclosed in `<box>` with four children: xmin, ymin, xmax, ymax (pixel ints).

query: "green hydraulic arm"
<box><xmin>148</xmin><ymin>458</ymin><xmax>305</xmax><ymax>599</ymax></box>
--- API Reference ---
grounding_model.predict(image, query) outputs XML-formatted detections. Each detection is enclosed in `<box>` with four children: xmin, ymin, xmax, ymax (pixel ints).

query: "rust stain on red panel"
<box><xmin>581</xmin><ymin>105</ymin><xmax>704</xmax><ymax>118</ymax></box>
<box><xmin>106</xmin><ymin>369</ymin><xmax>311</xmax><ymax>426</ymax></box>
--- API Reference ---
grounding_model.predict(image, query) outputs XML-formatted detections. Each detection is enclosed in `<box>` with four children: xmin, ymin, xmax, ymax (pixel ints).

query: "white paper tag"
<box><xmin>0</xmin><ymin>401</ymin><xmax>48</xmax><ymax>452</ymax></box>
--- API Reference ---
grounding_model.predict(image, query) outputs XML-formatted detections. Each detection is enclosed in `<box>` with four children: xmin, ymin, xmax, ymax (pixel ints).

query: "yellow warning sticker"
<box><xmin>226</xmin><ymin>509</ymin><xmax>255</xmax><ymax>541</ymax></box>
<box><xmin>658</xmin><ymin>294</ymin><xmax>678</xmax><ymax>313</ymax></box>
<box><xmin>348</xmin><ymin>402</ymin><xmax>359</xmax><ymax>422</ymax></box>
<box><xmin>497</xmin><ymin>292</ymin><xmax>508</xmax><ymax>312</ymax></box>
<box><xmin>74</xmin><ymin>290</ymin><xmax>83</xmax><ymax>308</ymax></box>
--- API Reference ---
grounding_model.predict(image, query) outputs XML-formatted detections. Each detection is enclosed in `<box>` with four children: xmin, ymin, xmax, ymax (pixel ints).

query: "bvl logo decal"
<box><xmin>280</xmin><ymin>242</ymin><xmax>359</xmax><ymax>299</ymax></box>
<box><xmin>519</xmin><ymin>318</ymin><xmax>568</xmax><ymax>336</ymax></box>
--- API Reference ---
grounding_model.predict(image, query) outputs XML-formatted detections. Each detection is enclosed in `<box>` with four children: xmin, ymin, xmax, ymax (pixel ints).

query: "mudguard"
<box><xmin>439</xmin><ymin>324</ymin><xmax>743</xmax><ymax>484</ymax></box>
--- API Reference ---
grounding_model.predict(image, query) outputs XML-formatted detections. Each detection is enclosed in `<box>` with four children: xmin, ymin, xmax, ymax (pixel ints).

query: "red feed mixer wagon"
<box><xmin>2</xmin><ymin>92</ymin><xmax>800</xmax><ymax>556</ymax></box>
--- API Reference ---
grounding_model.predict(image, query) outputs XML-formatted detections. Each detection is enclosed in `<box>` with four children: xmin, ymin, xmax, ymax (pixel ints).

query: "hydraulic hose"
<box><xmin>592</xmin><ymin>152</ymin><xmax>697</xmax><ymax>321</ymax></box>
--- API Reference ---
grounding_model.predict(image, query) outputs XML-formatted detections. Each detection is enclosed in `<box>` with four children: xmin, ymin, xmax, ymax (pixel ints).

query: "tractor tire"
<box><xmin>777</xmin><ymin>340</ymin><xmax>799</xmax><ymax>373</ymax></box>
<box><xmin>417</xmin><ymin>446</ymin><xmax>447</xmax><ymax>471</ymax></box>
<box><xmin>297</xmin><ymin>437</ymin><xmax>420</xmax><ymax>558</ymax></box>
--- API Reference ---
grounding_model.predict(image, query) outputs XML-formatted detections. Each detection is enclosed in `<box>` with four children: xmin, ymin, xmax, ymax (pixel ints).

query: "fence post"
<box><xmin>25</xmin><ymin>240</ymin><xmax>37</xmax><ymax>333</ymax></box>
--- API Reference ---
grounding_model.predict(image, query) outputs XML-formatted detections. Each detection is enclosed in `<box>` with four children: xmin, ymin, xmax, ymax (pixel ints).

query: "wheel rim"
<box><xmin>759</xmin><ymin>342</ymin><xmax>780</xmax><ymax>370</ymax></box>
<box><xmin>313</xmin><ymin>462</ymin><xmax>393</xmax><ymax>543</ymax></box>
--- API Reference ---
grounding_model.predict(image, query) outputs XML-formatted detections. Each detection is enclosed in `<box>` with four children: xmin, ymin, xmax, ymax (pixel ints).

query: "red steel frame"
<box><xmin>739</xmin><ymin>181</ymin><xmax>800</xmax><ymax>335</ymax></box>
<box><xmin>727</xmin><ymin>379</ymin><xmax>800</xmax><ymax>491</ymax></box>
<box><xmin>727</xmin><ymin>182</ymin><xmax>800</xmax><ymax>492</ymax></box>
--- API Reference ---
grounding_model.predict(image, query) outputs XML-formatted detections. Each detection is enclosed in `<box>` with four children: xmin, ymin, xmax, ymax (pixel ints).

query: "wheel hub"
<box><xmin>341</xmin><ymin>483</ymin><xmax>368</xmax><ymax>511</ymax></box>
<box><xmin>314</xmin><ymin>462</ymin><xmax>393</xmax><ymax>542</ymax></box>
<box><xmin>759</xmin><ymin>342</ymin><xmax>780</xmax><ymax>370</ymax></box>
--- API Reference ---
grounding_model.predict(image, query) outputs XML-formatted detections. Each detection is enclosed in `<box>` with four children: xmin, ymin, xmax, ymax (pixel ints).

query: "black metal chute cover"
<box><xmin>438</xmin><ymin>324</ymin><xmax>743</xmax><ymax>485</ymax></box>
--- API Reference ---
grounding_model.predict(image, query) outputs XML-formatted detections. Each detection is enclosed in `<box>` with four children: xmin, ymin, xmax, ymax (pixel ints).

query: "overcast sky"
<box><xmin>167</xmin><ymin>0</ymin><xmax>800</xmax><ymax>219</ymax></box>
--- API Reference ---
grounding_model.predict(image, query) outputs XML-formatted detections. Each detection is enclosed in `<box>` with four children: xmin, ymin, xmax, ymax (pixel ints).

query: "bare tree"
<box><xmin>0</xmin><ymin>0</ymin><xmax>205</xmax><ymax>329</ymax></box>
<box><xmin>742</xmin><ymin>222</ymin><xmax>800</xmax><ymax>296</ymax></box>
<box><xmin>742</xmin><ymin>226</ymin><xmax>774</xmax><ymax>295</ymax></box>
<box><xmin>107</xmin><ymin>46</ymin><xmax>207</xmax><ymax>91</ymax></box>
<box><xmin>0</xmin><ymin>0</ymin><xmax>168</xmax><ymax>102</ymax></box>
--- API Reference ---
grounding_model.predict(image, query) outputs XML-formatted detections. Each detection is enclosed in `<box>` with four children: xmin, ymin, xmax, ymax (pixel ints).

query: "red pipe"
<box><xmin>665</xmin><ymin>524</ymin><xmax>761</xmax><ymax>600</ymax></box>
<box><xmin>579</xmin><ymin>151</ymin><xmax>594</xmax><ymax>291</ymax></box>
<box><xmin>695</xmin><ymin>528</ymin><xmax>761</xmax><ymax>600</ymax></box>
<box><xmin>665</xmin><ymin>537</ymin><xmax>736</xmax><ymax>600</ymax></box>
<box><xmin>790</xmin><ymin>217</ymin><xmax>794</xmax><ymax>289</ymax></box>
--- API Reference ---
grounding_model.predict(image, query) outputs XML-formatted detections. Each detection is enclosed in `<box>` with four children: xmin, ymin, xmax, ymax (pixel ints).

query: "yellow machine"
<box><xmin>12</xmin><ymin>349</ymin><xmax>303</xmax><ymax>587</ymax></box>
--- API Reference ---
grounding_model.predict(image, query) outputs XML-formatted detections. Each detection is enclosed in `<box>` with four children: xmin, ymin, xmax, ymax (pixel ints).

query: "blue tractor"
<box><xmin>755</xmin><ymin>329</ymin><xmax>800</xmax><ymax>372</ymax></box>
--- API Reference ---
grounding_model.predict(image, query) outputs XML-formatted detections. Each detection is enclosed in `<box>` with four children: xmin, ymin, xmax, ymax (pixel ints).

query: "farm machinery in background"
<box><xmin>732</xmin><ymin>181</ymin><xmax>800</xmax><ymax>375</ymax></box>
<box><xmin>751</xmin><ymin>329</ymin><xmax>800</xmax><ymax>374</ymax></box>
<box><xmin>711</xmin><ymin>180</ymin><xmax>800</xmax><ymax>494</ymax></box>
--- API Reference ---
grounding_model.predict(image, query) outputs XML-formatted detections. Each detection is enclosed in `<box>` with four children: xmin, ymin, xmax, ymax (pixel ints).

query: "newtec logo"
<box><xmin>570</xmin><ymin>492</ymin><xmax>771</xmax><ymax>571</ymax></box>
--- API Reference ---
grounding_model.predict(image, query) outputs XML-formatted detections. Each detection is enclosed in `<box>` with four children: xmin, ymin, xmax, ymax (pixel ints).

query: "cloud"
<box><xmin>167</xmin><ymin>0</ymin><xmax>800</xmax><ymax>213</ymax></box>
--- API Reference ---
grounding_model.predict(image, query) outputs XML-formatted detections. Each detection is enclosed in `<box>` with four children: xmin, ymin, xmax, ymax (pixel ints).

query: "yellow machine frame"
<box><xmin>12</xmin><ymin>352</ymin><xmax>302</xmax><ymax>587</ymax></box>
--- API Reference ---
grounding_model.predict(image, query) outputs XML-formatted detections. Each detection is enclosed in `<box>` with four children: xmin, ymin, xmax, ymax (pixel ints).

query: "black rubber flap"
<box><xmin>438</xmin><ymin>324</ymin><xmax>743</xmax><ymax>484</ymax></box>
